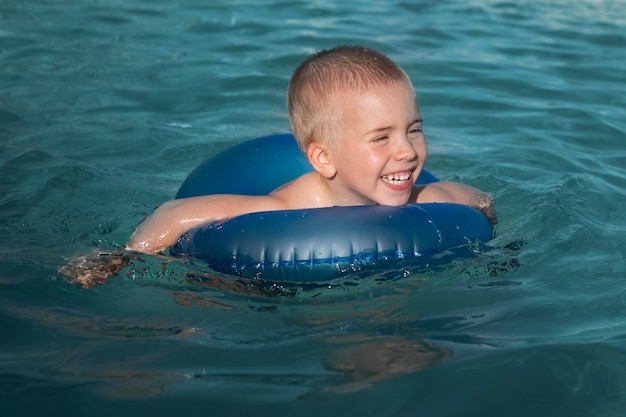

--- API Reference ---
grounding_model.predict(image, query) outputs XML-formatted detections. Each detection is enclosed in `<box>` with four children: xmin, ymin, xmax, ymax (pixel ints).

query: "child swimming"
<box><xmin>61</xmin><ymin>45</ymin><xmax>496</xmax><ymax>287</ymax></box>
<box><xmin>127</xmin><ymin>45</ymin><xmax>496</xmax><ymax>254</ymax></box>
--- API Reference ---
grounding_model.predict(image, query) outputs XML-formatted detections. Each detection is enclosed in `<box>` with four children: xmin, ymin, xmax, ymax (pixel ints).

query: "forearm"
<box><xmin>451</xmin><ymin>183</ymin><xmax>497</xmax><ymax>225</ymax></box>
<box><xmin>424</xmin><ymin>182</ymin><xmax>497</xmax><ymax>225</ymax></box>
<box><xmin>125</xmin><ymin>199</ymin><xmax>201</xmax><ymax>254</ymax></box>
<box><xmin>124</xmin><ymin>194</ymin><xmax>279</xmax><ymax>254</ymax></box>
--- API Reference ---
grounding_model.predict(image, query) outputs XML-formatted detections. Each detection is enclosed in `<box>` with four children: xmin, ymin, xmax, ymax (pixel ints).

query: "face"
<box><xmin>324</xmin><ymin>82</ymin><xmax>427</xmax><ymax>207</ymax></box>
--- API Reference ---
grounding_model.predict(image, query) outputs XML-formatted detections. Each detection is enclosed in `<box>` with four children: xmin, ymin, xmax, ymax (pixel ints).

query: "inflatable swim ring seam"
<box><xmin>171</xmin><ymin>134</ymin><xmax>493</xmax><ymax>282</ymax></box>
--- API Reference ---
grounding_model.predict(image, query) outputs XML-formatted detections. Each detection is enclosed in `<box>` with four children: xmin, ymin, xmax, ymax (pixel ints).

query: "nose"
<box><xmin>394</xmin><ymin>135</ymin><xmax>419</xmax><ymax>161</ymax></box>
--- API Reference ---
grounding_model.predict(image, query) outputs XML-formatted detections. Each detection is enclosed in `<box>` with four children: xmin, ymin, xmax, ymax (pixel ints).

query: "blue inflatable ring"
<box><xmin>171</xmin><ymin>134</ymin><xmax>493</xmax><ymax>282</ymax></box>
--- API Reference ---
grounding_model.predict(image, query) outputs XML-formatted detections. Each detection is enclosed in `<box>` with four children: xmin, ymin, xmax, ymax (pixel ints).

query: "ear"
<box><xmin>306</xmin><ymin>141</ymin><xmax>336</xmax><ymax>179</ymax></box>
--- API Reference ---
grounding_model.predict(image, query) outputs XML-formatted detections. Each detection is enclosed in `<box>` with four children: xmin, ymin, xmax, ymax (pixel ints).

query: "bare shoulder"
<box><xmin>126</xmin><ymin>174</ymin><xmax>325</xmax><ymax>255</ymax></box>
<box><xmin>413</xmin><ymin>181</ymin><xmax>478</xmax><ymax>204</ymax></box>
<box><xmin>161</xmin><ymin>172</ymin><xmax>325</xmax><ymax>223</ymax></box>
<box><xmin>270</xmin><ymin>172</ymin><xmax>331</xmax><ymax>208</ymax></box>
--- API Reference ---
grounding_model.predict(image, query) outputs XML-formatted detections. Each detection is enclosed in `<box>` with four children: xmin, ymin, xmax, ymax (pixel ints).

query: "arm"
<box><xmin>60</xmin><ymin>202</ymin><xmax>189</xmax><ymax>287</ymax></box>
<box><xmin>126</xmin><ymin>194</ymin><xmax>286</xmax><ymax>254</ymax></box>
<box><xmin>60</xmin><ymin>193</ymin><xmax>286</xmax><ymax>288</ymax></box>
<box><xmin>418</xmin><ymin>182</ymin><xmax>497</xmax><ymax>225</ymax></box>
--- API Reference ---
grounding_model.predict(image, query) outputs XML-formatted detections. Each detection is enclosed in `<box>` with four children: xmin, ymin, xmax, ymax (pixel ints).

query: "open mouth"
<box><xmin>380</xmin><ymin>171</ymin><xmax>413</xmax><ymax>185</ymax></box>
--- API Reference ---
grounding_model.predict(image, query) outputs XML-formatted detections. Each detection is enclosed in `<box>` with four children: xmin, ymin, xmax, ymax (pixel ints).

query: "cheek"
<box><xmin>418</xmin><ymin>141</ymin><xmax>428</xmax><ymax>160</ymax></box>
<box><xmin>344</xmin><ymin>147</ymin><xmax>378</xmax><ymax>165</ymax></box>
<box><xmin>359</xmin><ymin>151</ymin><xmax>387</xmax><ymax>171</ymax></box>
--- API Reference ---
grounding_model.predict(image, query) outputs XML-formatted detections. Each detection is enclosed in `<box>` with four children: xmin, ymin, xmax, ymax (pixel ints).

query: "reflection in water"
<box><xmin>19</xmin><ymin>245</ymin><xmax>524</xmax><ymax>400</ymax></box>
<box><xmin>2</xmin><ymin>277</ymin><xmax>454</xmax><ymax>400</ymax></box>
<box><xmin>174</xmin><ymin>271</ymin><xmax>455</xmax><ymax>397</ymax></box>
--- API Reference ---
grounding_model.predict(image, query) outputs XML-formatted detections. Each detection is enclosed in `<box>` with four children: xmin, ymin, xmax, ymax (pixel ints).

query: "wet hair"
<box><xmin>287</xmin><ymin>45</ymin><xmax>414</xmax><ymax>152</ymax></box>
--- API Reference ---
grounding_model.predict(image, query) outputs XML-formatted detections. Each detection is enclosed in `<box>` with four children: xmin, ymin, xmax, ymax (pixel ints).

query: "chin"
<box><xmin>378</xmin><ymin>196</ymin><xmax>411</xmax><ymax>207</ymax></box>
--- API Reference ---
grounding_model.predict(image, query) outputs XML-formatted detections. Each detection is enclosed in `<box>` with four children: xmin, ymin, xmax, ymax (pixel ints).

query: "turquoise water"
<box><xmin>1</xmin><ymin>0</ymin><xmax>625</xmax><ymax>415</ymax></box>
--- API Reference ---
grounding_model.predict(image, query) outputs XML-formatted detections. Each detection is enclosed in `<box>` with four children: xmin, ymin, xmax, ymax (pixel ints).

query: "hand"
<box><xmin>472</xmin><ymin>192</ymin><xmax>497</xmax><ymax>226</ymax></box>
<box><xmin>58</xmin><ymin>250</ymin><xmax>136</xmax><ymax>288</ymax></box>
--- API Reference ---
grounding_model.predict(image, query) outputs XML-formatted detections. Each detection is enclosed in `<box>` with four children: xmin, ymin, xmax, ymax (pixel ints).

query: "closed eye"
<box><xmin>408</xmin><ymin>119</ymin><xmax>424</xmax><ymax>135</ymax></box>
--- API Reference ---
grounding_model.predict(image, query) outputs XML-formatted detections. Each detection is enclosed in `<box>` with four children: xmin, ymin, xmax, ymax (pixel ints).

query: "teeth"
<box><xmin>381</xmin><ymin>172</ymin><xmax>411</xmax><ymax>184</ymax></box>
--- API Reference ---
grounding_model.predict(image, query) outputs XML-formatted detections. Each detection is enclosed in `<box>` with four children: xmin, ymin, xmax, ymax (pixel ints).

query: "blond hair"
<box><xmin>287</xmin><ymin>45</ymin><xmax>414</xmax><ymax>152</ymax></box>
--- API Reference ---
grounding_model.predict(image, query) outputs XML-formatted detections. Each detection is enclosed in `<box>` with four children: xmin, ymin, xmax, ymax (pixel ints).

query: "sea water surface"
<box><xmin>1</xmin><ymin>0</ymin><xmax>625</xmax><ymax>416</ymax></box>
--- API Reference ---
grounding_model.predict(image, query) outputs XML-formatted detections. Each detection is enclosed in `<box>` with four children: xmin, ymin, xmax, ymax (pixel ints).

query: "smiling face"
<box><xmin>322</xmin><ymin>81</ymin><xmax>427</xmax><ymax>207</ymax></box>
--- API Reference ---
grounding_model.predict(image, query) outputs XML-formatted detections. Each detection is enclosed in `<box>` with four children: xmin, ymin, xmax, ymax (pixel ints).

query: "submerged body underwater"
<box><xmin>1</xmin><ymin>0</ymin><xmax>625</xmax><ymax>416</ymax></box>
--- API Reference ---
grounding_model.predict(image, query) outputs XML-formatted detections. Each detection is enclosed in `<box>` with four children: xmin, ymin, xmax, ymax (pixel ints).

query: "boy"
<box><xmin>63</xmin><ymin>46</ymin><xmax>495</xmax><ymax>287</ymax></box>
<box><xmin>126</xmin><ymin>45</ymin><xmax>495</xmax><ymax>255</ymax></box>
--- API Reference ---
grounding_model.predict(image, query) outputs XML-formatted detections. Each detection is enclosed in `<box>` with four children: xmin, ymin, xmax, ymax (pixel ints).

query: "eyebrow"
<box><xmin>365</xmin><ymin>119</ymin><xmax>423</xmax><ymax>135</ymax></box>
